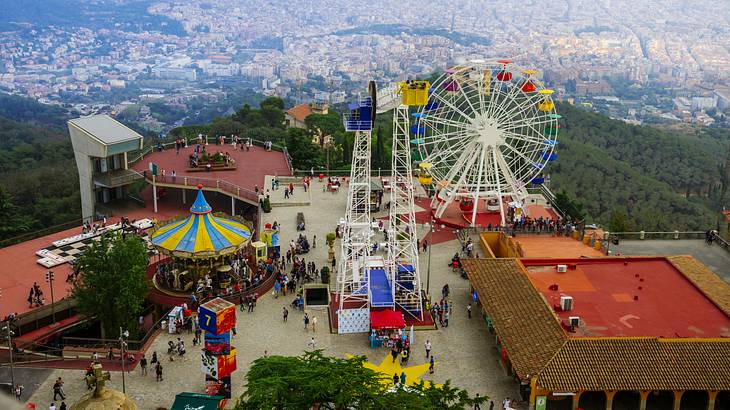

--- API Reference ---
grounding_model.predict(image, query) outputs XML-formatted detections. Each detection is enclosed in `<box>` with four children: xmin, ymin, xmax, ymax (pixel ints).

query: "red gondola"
<box><xmin>460</xmin><ymin>198</ymin><xmax>475</xmax><ymax>213</ymax></box>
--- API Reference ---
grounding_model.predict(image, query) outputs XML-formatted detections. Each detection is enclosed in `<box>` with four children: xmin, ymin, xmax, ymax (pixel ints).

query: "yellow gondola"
<box><xmin>398</xmin><ymin>80</ymin><xmax>430</xmax><ymax>106</ymax></box>
<box><xmin>538</xmin><ymin>89</ymin><xmax>555</xmax><ymax>112</ymax></box>
<box><xmin>418</xmin><ymin>162</ymin><xmax>433</xmax><ymax>185</ymax></box>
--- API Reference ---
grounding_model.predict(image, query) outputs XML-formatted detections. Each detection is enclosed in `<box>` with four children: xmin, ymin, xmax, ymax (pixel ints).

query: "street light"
<box><xmin>119</xmin><ymin>328</ymin><xmax>130</xmax><ymax>394</ymax></box>
<box><xmin>45</xmin><ymin>270</ymin><xmax>56</xmax><ymax>324</ymax></box>
<box><xmin>1</xmin><ymin>323</ymin><xmax>15</xmax><ymax>389</ymax></box>
<box><xmin>426</xmin><ymin>220</ymin><xmax>435</xmax><ymax>296</ymax></box>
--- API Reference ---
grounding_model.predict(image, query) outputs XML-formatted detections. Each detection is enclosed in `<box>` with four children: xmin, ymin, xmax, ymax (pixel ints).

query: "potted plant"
<box><xmin>320</xmin><ymin>266</ymin><xmax>330</xmax><ymax>284</ymax></box>
<box><xmin>326</xmin><ymin>232</ymin><xmax>336</xmax><ymax>262</ymax></box>
<box><xmin>261</xmin><ymin>197</ymin><xmax>272</xmax><ymax>213</ymax></box>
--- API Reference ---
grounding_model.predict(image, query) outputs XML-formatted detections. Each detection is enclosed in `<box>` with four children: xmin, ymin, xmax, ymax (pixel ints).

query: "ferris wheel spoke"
<box><xmin>421</xmin><ymin>115</ymin><xmax>470</xmax><ymax>131</ymax></box>
<box><xmin>495</xmin><ymin>93</ymin><xmax>544</xmax><ymax>124</ymax></box>
<box><xmin>501</xmin><ymin>129</ymin><xmax>550</xmax><ymax>146</ymax></box>
<box><xmin>429</xmin><ymin>90</ymin><xmax>475</xmax><ymax>123</ymax></box>
<box><xmin>496</xmin><ymin>149</ymin><xmax>528</xmax><ymax>195</ymax></box>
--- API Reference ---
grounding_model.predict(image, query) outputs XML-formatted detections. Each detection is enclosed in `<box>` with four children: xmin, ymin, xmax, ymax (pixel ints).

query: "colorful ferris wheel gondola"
<box><xmin>521</xmin><ymin>69</ymin><xmax>538</xmax><ymax>93</ymax></box>
<box><xmin>538</xmin><ymin>89</ymin><xmax>555</xmax><ymax>112</ymax></box>
<box><xmin>495</xmin><ymin>59</ymin><xmax>513</xmax><ymax>81</ymax></box>
<box><xmin>418</xmin><ymin>162</ymin><xmax>433</xmax><ymax>185</ymax></box>
<box><xmin>545</xmin><ymin>114</ymin><xmax>561</xmax><ymax>136</ymax></box>
<box><xmin>443</xmin><ymin>68</ymin><xmax>460</xmax><ymax>92</ymax></box>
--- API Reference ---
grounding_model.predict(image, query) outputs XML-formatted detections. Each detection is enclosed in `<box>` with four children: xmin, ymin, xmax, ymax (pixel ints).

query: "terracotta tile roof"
<box><xmin>462</xmin><ymin>259</ymin><xmax>567</xmax><ymax>379</ymax></box>
<box><xmin>286</xmin><ymin>103</ymin><xmax>312</xmax><ymax>123</ymax></box>
<box><xmin>538</xmin><ymin>338</ymin><xmax>730</xmax><ymax>391</ymax></box>
<box><xmin>668</xmin><ymin>255</ymin><xmax>730</xmax><ymax>316</ymax></box>
<box><xmin>464</xmin><ymin>257</ymin><xmax>730</xmax><ymax>392</ymax></box>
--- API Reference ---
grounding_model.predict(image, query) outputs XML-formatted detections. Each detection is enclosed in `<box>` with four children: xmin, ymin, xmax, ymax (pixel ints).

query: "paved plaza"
<box><xmin>24</xmin><ymin>176</ymin><xmax>523</xmax><ymax>409</ymax></box>
<box><xmin>612</xmin><ymin>239</ymin><xmax>730</xmax><ymax>283</ymax></box>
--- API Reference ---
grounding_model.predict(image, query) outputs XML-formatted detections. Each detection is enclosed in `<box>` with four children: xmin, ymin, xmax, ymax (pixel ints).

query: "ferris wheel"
<box><xmin>415</xmin><ymin>59</ymin><xmax>559</xmax><ymax>226</ymax></box>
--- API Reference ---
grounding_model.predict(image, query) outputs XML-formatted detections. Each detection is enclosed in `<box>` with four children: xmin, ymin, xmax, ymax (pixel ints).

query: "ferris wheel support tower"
<box><xmin>388</xmin><ymin>102</ymin><xmax>423</xmax><ymax>320</ymax></box>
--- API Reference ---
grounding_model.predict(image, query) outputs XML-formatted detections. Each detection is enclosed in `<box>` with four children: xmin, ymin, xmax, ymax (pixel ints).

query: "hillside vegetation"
<box><xmin>0</xmin><ymin>94</ymin><xmax>727</xmax><ymax>242</ymax></box>
<box><xmin>552</xmin><ymin>103</ymin><xmax>728</xmax><ymax>231</ymax></box>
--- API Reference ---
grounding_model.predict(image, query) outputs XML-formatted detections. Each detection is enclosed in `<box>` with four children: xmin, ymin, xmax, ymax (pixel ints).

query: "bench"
<box><xmin>296</xmin><ymin>212</ymin><xmax>305</xmax><ymax>231</ymax></box>
<box><xmin>186</xmin><ymin>164</ymin><xmax>237</xmax><ymax>172</ymax></box>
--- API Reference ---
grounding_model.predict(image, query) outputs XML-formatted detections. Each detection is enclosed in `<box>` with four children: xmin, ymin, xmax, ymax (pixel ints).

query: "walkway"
<box><xmin>24</xmin><ymin>176</ymin><xmax>523</xmax><ymax>409</ymax></box>
<box><xmin>613</xmin><ymin>239</ymin><xmax>730</xmax><ymax>283</ymax></box>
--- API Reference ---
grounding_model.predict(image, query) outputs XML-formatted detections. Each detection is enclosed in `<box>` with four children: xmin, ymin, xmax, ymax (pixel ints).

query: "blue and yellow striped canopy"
<box><xmin>151</xmin><ymin>189</ymin><xmax>251</xmax><ymax>258</ymax></box>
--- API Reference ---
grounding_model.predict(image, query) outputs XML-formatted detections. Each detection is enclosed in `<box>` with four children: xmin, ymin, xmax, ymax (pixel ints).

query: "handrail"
<box><xmin>145</xmin><ymin>172</ymin><xmax>260</xmax><ymax>204</ymax></box>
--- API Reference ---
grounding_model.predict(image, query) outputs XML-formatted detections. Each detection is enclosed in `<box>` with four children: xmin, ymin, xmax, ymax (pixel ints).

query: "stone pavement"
<box><xmin>612</xmin><ymin>239</ymin><xmax>730</xmax><ymax>283</ymax></box>
<box><xmin>25</xmin><ymin>176</ymin><xmax>523</xmax><ymax>409</ymax></box>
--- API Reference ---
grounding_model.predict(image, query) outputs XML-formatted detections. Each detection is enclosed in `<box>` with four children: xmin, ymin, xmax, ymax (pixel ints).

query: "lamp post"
<box><xmin>119</xmin><ymin>328</ymin><xmax>129</xmax><ymax>394</ymax></box>
<box><xmin>2</xmin><ymin>322</ymin><xmax>15</xmax><ymax>389</ymax></box>
<box><xmin>45</xmin><ymin>270</ymin><xmax>56</xmax><ymax>324</ymax></box>
<box><xmin>426</xmin><ymin>220</ymin><xmax>434</xmax><ymax>296</ymax></box>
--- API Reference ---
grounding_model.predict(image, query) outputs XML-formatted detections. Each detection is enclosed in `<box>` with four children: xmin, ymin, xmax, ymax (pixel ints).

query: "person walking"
<box><xmin>307</xmin><ymin>337</ymin><xmax>316</xmax><ymax>348</ymax></box>
<box><xmin>151</xmin><ymin>351</ymin><xmax>158</xmax><ymax>366</ymax></box>
<box><xmin>59</xmin><ymin>402</ymin><xmax>67</xmax><ymax>410</ymax></box>
<box><xmin>392</xmin><ymin>373</ymin><xmax>399</xmax><ymax>386</ymax></box>
<box><xmin>155</xmin><ymin>362</ymin><xmax>163</xmax><ymax>381</ymax></box>
<box><xmin>140</xmin><ymin>354</ymin><xmax>148</xmax><ymax>375</ymax></box>
<box><xmin>283</xmin><ymin>307</ymin><xmax>289</xmax><ymax>322</ymax></box>
<box><xmin>444</xmin><ymin>310</ymin><xmax>450</xmax><ymax>327</ymax></box>
<box><xmin>425</xmin><ymin>340</ymin><xmax>432</xmax><ymax>358</ymax></box>
<box><xmin>400</xmin><ymin>372</ymin><xmax>406</xmax><ymax>385</ymax></box>
<box><xmin>304</xmin><ymin>313</ymin><xmax>310</xmax><ymax>330</ymax></box>
<box><xmin>467</xmin><ymin>303</ymin><xmax>472</xmax><ymax>319</ymax></box>
<box><xmin>312</xmin><ymin>315</ymin><xmax>318</xmax><ymax>332</ymax></box>
<box><xmin>391</xmin><ymin>347</ymin><xmax>399</xmax><ymax>363</ymax></box>
<box><xmin>52</xmin><ymin>377</ymin><xmax>65</xmax><ymax>401</ymax></box>
<box><xmin>429</xmin><ymin>355</ymin><xmax>435</xmax><ymax>374</ymax></box>
<box><xmin>14</xmin><ymin>384</ymin><xmax>23</xmax><ymax>401</ymax></box>
<box><xmin>422</xmin><ymin>239</ymin><xmax>428</xmax><ymax>253</ymax></box>
<box><xmin>474</xmin><ymin>394</ymin><xmax>482</xmax><ymax>410</ymax></box>
<box><xmin>49</xmin><ymin>403</ymin><xmax>56</xmax><ymax>410</ymax></box>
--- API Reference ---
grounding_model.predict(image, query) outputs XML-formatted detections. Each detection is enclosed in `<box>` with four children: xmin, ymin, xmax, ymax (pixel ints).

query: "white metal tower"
<box><xmin>388</xmin><ymin>104</ymin><xmax>423</xmax><ymax>320</ymax></box>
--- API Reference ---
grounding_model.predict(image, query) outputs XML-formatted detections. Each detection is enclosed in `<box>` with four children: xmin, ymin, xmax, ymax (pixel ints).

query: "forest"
<box><xmin>0</xmin><ymin>93</ymin><xmax>727</xmax><ymax>243</ymax></box>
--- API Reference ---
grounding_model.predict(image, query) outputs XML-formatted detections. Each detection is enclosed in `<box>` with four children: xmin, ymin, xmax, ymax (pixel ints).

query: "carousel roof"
<box><xmin>151</xmin><ymin>188</ymin><xmax>251</xmax><ymax>257</ymax></box>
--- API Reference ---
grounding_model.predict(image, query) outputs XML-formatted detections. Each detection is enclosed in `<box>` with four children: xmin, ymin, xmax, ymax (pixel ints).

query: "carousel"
<box><xmin>150</xmin><ymin>186</ymin><xmax>253</xmax><ymax>297</ymax></box>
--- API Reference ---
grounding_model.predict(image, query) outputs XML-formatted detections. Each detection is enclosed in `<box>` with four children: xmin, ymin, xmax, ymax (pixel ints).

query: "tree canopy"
<box><xmin>234</xmin><ymin>350</ymin><xmax>487</xmax><ymax>410</ymax></box>
<box><xmin>72</xmin><ymin>233</ymin><xmax>149</xmax><ymax>338</ymax></box>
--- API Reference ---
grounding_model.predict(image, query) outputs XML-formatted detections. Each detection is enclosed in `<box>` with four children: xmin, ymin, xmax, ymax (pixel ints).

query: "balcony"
<box><xmin>93</xmin><ymin>169</ymin><xmax>144</xmax><ymax>188</ymax></box>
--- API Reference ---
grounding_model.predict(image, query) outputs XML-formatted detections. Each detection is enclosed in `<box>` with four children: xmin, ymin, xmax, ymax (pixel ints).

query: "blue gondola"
<box><xmin>343</xmin><ymin>97</ymin><xmax>374</xmax><ymax>131</ymax></box>
<box><xmin>542</xmin><ymin>152</ymin><xmax>558</xmax><ymax>161</ymax></box>
<box><xmin>411</xmin><ymin>125</ymin><xmax>425</xmax><ymax>135</ymax></box>
<box><xmin>531</xmin><ymin>177</ymin><xmax>545</xmax><ymax>185</ymax></box>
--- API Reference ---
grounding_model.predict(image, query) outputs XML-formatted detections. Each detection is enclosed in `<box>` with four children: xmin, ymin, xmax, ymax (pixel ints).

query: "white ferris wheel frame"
<box><xmin>416</xmin><ymin>60</ymin><xmax>558</xmax><ymax>226</ymax></box>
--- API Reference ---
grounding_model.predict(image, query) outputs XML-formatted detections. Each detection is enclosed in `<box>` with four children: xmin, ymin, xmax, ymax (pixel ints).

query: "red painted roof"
<box><xmin>522</xmin><ymin>257</ymin><xmax>730</xmax><ymax>338</ymax></box>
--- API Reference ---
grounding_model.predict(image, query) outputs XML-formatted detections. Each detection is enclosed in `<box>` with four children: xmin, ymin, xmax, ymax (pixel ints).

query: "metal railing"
<box><xmin>92</xmin><ymin>169</ymin><xmax>144</xmax><ymax>187</ymax></box>
<box><xmin>145</xmin><ymin>172</ymin><xmax>259</xmax><ymax>204</ymax></box>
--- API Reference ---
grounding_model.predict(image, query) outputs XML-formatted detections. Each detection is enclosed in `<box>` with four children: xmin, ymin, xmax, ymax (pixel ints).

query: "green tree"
<box><xmin>285</xmin><ymin>128</ymin><xmax>322</xmax><ymax>170</ymax></box>
<box><xmin>72</xmin><ymin>233</ymin><xmax>149</xmax><ymax>338</ymax></box>
<box><xmin>0</xmin><ymin>186</ymin><xmax>35</xmax><ymax>239</ymax></box>
<box><xmin>608</xmin><ymin>210</ymin><xmax>630</xmax><ymax>232</ymax></box>
<box><xmin>260</xmin><ymin>96</ymin><xmax>285</xmax><ymax>110</ymax></box>
<box><xmin>234</xmin><ymin>350</ymin><xmax>487</xmax><ymax>410</ymax></box>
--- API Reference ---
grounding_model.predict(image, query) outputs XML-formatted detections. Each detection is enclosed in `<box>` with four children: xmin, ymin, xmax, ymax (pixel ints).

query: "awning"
<box><xmin>171</xmin><ymin>392</ymin><xmax>225</xmax><ymax>410</ymax></box>
<box><xmin>370</xmin><ymin>310</ymin><xmax>405</xmax><ymax>330</ymax></box>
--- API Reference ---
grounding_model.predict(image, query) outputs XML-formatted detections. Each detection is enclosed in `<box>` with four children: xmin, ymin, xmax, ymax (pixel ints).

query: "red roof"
<box><xmin>286</xmin><ymin>104</ymin><xmax>313</xmax><ymax>123</ymax></box>
<box><xmin>370</xmin><ymin>309</ymin><xmax>405</xmax><ymax>329</ymax></box>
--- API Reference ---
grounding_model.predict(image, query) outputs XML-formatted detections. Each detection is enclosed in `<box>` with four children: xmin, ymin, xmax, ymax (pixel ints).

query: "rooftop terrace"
<box><xmin>522</xmin><ymin>257</ymin><xmax>730</xmax><ymax>338</ymax></box>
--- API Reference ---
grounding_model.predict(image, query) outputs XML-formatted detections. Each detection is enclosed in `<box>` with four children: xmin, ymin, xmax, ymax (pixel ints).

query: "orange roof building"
<box><xmin>463</xmin><ymin>256</ymin><xmax>730</xmax><ymax>410</ymax></box>
<box><xmin>285</xmin><ymin>103</ymin><xmax>328</xmax><ymax>129</ymax></box>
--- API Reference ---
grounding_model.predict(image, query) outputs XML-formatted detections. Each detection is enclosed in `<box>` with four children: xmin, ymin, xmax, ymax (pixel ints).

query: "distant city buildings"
<box><xmin>0</xmin><ymin>0</ymin><xmax>729</xmax><ymax>129</ymax></box>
